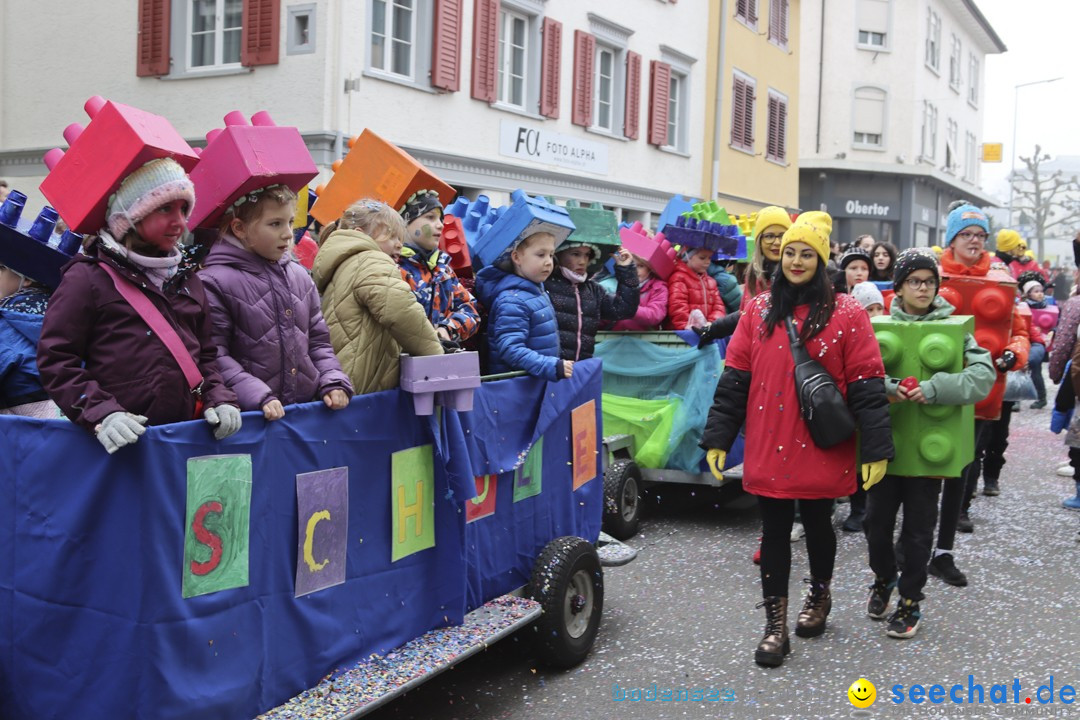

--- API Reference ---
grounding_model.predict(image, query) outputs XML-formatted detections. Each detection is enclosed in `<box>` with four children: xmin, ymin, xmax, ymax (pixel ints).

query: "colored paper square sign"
<box><xmin>466</xmin><ymin>475</ymin><xmax>497</xmax><ymax>523</ymax></box>
<box><xmin>571</xmin><ymin>401</ymin><xmax>597</xmax><ymax>490</ymax></box>
<box><xmin>295</xmin><ymin>467</ymin><xmax>349</xmax><ymax>598</ymax></box>
<box><xmin>182</xmin><ymin>455</ymin><xmax>252</xmax><ymax>599</ymax></box>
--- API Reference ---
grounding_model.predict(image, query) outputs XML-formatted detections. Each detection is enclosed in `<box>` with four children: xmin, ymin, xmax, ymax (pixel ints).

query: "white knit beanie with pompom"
<box><xmin>106</xmin><ymin>158</ymin><xmax>195</xmax><ymax>238</ymax></box>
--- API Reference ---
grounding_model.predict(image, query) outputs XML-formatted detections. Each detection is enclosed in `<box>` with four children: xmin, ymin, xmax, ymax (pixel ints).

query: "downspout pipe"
<box><xmin>815</xmin><ymin>0</ymin><xmax>825</xmax><ymax>154</ymax></box>
<box><xmin>711</xmin><ymin>0</ymin><xmax>728</xmax><ymax>198</ymax></box>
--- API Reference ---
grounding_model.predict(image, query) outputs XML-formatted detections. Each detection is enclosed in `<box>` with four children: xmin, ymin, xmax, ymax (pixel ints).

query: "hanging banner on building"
<box><xmin>499</xmin><ymin>119</ymin><xmax>609</xmax><ymax>175</ymax></box>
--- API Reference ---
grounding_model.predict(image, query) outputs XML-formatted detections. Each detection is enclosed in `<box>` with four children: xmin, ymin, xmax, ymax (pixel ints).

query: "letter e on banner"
<box><xmin>571</xmin><ymin>400</ymin><xmax>597</xmax><ymax>490</ymax></box>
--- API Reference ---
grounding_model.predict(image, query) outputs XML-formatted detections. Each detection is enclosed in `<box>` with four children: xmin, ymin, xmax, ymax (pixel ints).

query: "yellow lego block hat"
<box><xmin>780</xmin><ymin>211</ymin><xmax>832</xmax><ymax>263</ymax></box>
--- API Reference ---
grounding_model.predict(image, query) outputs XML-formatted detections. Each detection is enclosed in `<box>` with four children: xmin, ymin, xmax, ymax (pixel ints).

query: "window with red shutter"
<box><xmin>471</xmin><ymin>0</ymin><xmax>499</xmax><ymax>102</ymax></box>
<box><xmin>648</xmin><ymin>61</ymin><xmax>671</xmax><ymax>147</ymax></box>
<box><xmin>624</xmin><ymin>51</ymin><xmax>641</xmax><ymax>140</ymax></box>
<box><xmin>766</xmin><ymin>91</ymin><xmax>787</xmax><ymax>162</ymax></box>
<box><xmin>540</xmin><ymin>17</ymin><xmax>562</xmax><ymax>118</ymax></box>
<box><xmin>432</xmin><ymin>0</ymin><xmax>463</xmax><ymax>91</ymax></box>
<box><xmin>571</xmin><ymin>31</ymin><xmax>596</xmax><ymax>127</ymax></box>
<box><xmin>137</xmin><ymin>0</ymin><xmax>171</xmax><ymax>77</ymax></box>
<box><xmin>731</xmin><ymin>73</ymin><xmax>755</xmax><ymax>151</ymax></box>
<box><xmin>241</xmin><ymin>0</ymin><xmax>279</xmax><ymax>67</ymax></box>
<box><xmin>768</xmin><ymin>0</ymin><xmax>789</xmax><ymax>46</ymax></box>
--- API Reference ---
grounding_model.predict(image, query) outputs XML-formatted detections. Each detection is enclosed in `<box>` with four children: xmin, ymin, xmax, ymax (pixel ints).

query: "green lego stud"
<box><xmin>918</xmin><ymin>333</ymin><xmax>955</xmax><ymax>371</ymax></box>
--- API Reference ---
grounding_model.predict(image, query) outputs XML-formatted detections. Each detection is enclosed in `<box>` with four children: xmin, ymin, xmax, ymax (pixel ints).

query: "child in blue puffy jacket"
<box><xmin>474</xmin><ymin>230</ymin><xmax>572</xmax><ymax>380</ymax></box>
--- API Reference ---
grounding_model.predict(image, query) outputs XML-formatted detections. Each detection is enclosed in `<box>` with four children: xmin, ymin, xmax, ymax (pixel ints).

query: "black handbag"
<box><xmin>785</xmin><ymin>317</ymin><xmax>856</xmax><ymax>448</ymax></box>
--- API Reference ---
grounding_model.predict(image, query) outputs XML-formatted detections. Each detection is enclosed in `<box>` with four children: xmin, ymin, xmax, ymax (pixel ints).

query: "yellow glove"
<box><xmin>861</xmin><ymin>459</ymin><xmax>888</xmax><ymax>491</ymax></box>
<box><xmin>706</xmin><ymin>449</ymin><xmax>727</xmax><ymax>481</ymax></box>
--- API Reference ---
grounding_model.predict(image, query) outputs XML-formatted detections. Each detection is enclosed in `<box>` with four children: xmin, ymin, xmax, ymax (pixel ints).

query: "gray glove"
<box><xmin>95</xmin><ymin>411</ymin><xmax>148</xmax><ymax>454</ymax></box>
<box><xmin>205</xmin><ymin>404</ymin><xmax>242</xmax><ymax>440</ymax></box>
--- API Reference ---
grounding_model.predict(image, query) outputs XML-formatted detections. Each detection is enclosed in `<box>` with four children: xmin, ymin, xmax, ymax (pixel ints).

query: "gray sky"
<box><xmin>977</xmin><ymin>0</ymin><xmax>1079</xmax><ymax>200</ymax></box>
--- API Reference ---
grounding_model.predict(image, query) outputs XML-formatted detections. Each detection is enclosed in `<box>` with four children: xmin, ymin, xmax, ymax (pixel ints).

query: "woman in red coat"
<box><xmin>701</xmin><ymin>212</ymin><xmax>893</xmax><ymax>667</ymax></box>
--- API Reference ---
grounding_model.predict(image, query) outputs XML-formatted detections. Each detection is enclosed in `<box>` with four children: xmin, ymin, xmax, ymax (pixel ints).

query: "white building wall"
<box><xmin>1</xmin><ymin>0</ymin><xmax>709</xmax><ymax>222</ymax></box>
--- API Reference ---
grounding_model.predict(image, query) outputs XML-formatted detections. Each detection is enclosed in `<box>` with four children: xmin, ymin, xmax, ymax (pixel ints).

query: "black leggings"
<box><xmin>758</xmin><ymin>497</ymin><xmax>837</xmax><ymax>598</ymax></box>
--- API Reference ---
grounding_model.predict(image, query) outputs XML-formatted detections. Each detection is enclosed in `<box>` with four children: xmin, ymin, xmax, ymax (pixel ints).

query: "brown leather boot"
<box><xmin>754</xmin><ymin>596</ymin><xmax>790</xmax><ymax>667</ymax></box>
<box><xmin>795</xmin><ymin>578</ymin><xmax>832</xmax><ymax>638</ymax></box>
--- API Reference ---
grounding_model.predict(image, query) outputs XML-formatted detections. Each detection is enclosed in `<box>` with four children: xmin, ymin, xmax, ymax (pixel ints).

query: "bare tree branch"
<box><xmin>1010</xmin><ymin>144</ymin><xmax>1080</xmax><ymax>261</ymax></box>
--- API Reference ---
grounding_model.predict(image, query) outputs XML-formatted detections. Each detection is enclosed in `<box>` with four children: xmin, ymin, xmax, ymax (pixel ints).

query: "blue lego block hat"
<box><xmin>467</xmin><ymin>190</ymin><xmax>576</xmax><ymax>269</ymax></box>
<box><xmin>0</xmin><ymin>190</ymin><xmax>82</xmax><ymax>290</ymax></box>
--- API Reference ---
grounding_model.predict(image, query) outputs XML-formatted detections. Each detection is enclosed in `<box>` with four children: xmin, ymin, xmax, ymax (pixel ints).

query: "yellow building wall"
<box><xmin>701</xmin><ymin>0</ymin><xmax>801</xmax><ymax>216</ymax></box>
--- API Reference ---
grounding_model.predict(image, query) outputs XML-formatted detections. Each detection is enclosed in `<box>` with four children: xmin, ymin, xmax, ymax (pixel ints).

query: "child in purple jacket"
<box><xmin>200</xmin><ymin>185</ymin><xmax>353</xmax><ymax>420</ymax></box>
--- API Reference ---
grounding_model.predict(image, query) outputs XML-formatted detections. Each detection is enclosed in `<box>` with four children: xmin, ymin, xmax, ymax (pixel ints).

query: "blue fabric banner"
<box><xmin>0</xmin><ymin>360</ymin><xmax>603</xmax><ymax>720</ymax></box>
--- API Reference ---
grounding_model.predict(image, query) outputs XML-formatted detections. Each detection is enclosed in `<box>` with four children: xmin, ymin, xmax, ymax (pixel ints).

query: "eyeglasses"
<box><xmin>955</xmin><ymin>231</ymin><xmax>988</xmax><ymax>242</ymax></box>
<box><xmin>903</xmin><ymin>277</ymin><xmax>939</xmax><ymax>290</ymax></box>
<box><xmin>759</xmin><ymin>233</ymin><xmax>784</xmax><ymax>241</ymax></box>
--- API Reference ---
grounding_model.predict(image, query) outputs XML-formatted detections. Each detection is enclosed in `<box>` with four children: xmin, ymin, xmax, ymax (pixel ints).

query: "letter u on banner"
<box><xmin>571</xmin><ymin>401</ymin><xmax>597</xmax><ymax>490</ymax></box>
<box><xmin>182</xmin><ymin>455</ymin><xmax>252</xmax><ymax>599</ymax></box>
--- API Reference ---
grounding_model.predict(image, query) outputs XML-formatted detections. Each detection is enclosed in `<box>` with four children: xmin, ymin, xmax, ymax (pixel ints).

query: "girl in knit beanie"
<box><xmin>37</xmin><ymin>158</ymin><xmax>242</xmax><ymax>454</ymax></box>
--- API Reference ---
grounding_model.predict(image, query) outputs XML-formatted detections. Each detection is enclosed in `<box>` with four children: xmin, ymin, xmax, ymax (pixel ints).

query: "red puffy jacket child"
<box><xmin>664</xmin><ymin>246</ymin><xmax>725</xmax><ymax>330</ymax></box>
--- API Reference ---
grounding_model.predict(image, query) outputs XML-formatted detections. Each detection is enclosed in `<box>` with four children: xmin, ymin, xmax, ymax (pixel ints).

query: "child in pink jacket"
<box><xmin>613</xmin><ymin>255</ymin><xmax>669</xmax><ymax>331</ymax></box>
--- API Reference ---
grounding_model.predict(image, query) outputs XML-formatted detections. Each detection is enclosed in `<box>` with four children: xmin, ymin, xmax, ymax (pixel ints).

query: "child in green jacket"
<box><xmin>864</xmin><ymin>249</ymin><xmax>995</xmax><ymax>639</ymax></box>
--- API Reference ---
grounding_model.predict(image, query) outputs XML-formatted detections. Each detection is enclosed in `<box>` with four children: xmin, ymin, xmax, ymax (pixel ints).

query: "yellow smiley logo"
<box><xmin>848</xmin><ymin>678</ymin><xmax>876</xmax><ymax>708</ymax></box>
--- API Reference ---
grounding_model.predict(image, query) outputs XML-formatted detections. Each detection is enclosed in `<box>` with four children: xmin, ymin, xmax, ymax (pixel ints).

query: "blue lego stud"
<box><xmin>469</xmin><ymin>190</ymin><xmax>576</xmax><ymax>269</ymax></box>
<box><xmin>0</xmin><ymin>189</ymin><xmax>81</xmax><ymax>290</ymax></box>
<box><xmin>445</xmin><ymin>194</ymin><xmax>501</xmax><ymax>249</ymax></box>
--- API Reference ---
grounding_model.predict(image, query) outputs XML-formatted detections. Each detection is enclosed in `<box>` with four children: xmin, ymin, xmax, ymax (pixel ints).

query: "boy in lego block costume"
<box><xmin>397</xmin><ymin>189</ymin><xmax>480</xmax><ymax>345</ymax></box>
<box><xmin>864</xmin><ymin>249</ymin><xmax>994</xmax><ymax>638</ymax></box>
<box><xmin>929</xmin><ymin>203</ymin><xmax>1029</xmax><ymax>586</ymax></box>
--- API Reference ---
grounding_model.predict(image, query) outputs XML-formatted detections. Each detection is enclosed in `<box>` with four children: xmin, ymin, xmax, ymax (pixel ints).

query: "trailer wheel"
<box><xmin>527</xmin><ymin>537</ymin><xmax>604</xmax><ymax>669</ymax></box>
<box><xmin>602</xmin><ymin>459</ymin><xmax>641</xmax><ymax>540</ymax></box>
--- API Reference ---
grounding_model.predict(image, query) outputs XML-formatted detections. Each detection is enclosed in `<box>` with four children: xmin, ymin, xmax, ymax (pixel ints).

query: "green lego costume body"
<box><xmin>871</xmin><ymin>295</ymin><xmax>995</xmax><ymax>478</ymax></box>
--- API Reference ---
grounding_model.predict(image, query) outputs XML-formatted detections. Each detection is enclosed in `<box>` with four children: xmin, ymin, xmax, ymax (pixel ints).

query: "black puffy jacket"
<box><xmin>546</xmin><ymin>263</ymin><xmax>639</xmax><ymax>361</ymax></box>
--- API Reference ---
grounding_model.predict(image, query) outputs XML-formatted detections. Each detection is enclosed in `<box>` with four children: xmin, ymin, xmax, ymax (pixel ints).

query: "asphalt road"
<box><xmin>368</xmin><ymin>401</ymin><xmax>1080</xmax><ymax>720</ymax></box>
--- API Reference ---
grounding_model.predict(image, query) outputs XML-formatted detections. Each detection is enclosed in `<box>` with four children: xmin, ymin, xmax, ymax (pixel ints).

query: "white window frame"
<box><xmin>497</xmin><ymin>9</ymin><xmax>529</xmax><ymax>108</ymax></box>
<box><xmin>945</xmin><ymin>117</ymin><xmax>958</xmax><ymax>173</ymax></box>
<box><xmin>765</xmin><ymin>88</ymin><xmax>788</xmax><ymax>165</ymax></box>
<box><xmin>186</xmin><ymin>0</ymin><xmax>243</xmax><ymax>72</ymax></box>
<box><xmin>949</xmin><ymin>34</ymin><xmax>962</xmax><ymax>91</ymax></box>
<box><xmin>964</xmin><ymin>131</ymin><xmax>978</xmax><ymax>182</ymax></box>
<box><xmin>968</xmin><ymin>54</ymin><xmax>980</xmax><ymax>107</ymax></box>
<box><xmin>587</xmin><ymin>14</ymin><xmax>633</xmax><ymax>138</ymax></box>
<box><xmin>921</xmin><ymin>101</ymin><xmax>938</xmax><ymax>162</ymax></box>
<box><xmin>855</xmin><ymin>0</ymin><xmax>891</xmax><ymax>52</ymax></box>
<box><xmin>593</xmin><ymin>45</ymin><xmax>616</xmax><ymax>133</ymax></box>
<box><xmin>925</xmin><ymin>8</ymin><xmax>940</xmax><ymax>73</ymax></box>
<box><xmin>851</xmin><ymin>85</ymin><xmax>887</xmax><ymax>150</ymax></box>
<box><xmin>287</xmin><ymin>4</ymin><xmax>317</xmax><ymax>56</ymax></box>
<box><xmin>368</xmin><ymin>0</ymin><xmax>420</xmax><ymax>81</ymax></box>
<box><xmin>660</xmin><ymin>45</ymin><xmax>695</xmax><ymax>155</ymax></box>
<box><xmin>489</xmin><ymin>0</ymin><xmax>544</xmax><ymax>116</ymax></box>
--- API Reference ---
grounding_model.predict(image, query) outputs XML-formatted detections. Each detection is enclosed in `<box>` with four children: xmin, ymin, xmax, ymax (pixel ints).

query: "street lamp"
<box><xmin>1007</xmin><ymin>76</ymin><xmax>1063</xmax><ymax>227</ymax></box>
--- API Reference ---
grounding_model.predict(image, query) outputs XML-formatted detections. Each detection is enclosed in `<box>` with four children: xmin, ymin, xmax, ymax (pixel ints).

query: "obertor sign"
<box><xmin>845</xmin><ymin>199</ymin><xmax>891</xmax><ymax>216</ymax></box>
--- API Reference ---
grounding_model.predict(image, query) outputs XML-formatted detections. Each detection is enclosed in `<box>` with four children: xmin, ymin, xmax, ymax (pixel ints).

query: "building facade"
<box><xmin>798</xmin><ymin>0</ymin><xmax>1005</xmax><ymax>249</ymax></box>
<box><xmin>701</xmin><ymin>0</ymin><xmax>801</xmax><ymax>216</ymax></box>
<box><xmin>0</xmin><ymin>0</ymin><xmax>713</xmax><ymax>228</ymax></box>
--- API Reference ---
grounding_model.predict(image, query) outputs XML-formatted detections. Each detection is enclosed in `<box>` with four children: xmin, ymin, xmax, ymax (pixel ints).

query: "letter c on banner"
<box><xmin>190</xmin><ymin>501</ymin><xmax>224</xmax><ymax>576</ymax></box>
<box><xmin>304</xmin><ymin>510</ymin><xmax>331</xmax><ymax>572</ymax></box>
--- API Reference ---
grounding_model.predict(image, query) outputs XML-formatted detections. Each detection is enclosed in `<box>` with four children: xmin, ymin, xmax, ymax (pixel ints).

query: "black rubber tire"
<box><xmin>602</xmin><ymin>459</ymin><xmax>641</xmax><ymax>540</ymax></box>
<box><xmin>526</xmin><ymin>536</ymin><xmax>604</xmax><ymax>669</ymax></box>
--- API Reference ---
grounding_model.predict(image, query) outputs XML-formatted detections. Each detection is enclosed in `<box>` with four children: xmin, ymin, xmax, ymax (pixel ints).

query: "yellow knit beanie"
<box><xmin>996</xmin><ymin>229</ymin><xmax>1025</xmax><ymax>253</ymax></box>
<box><xmin>780</xmin><ymin>211</ymin><xmax>832</xmax><ymax>263</ymax></box>
<box><xmin>753</xmin><ymin>206</ymin><xmax>793</xmax><ymax>237</ymax></box>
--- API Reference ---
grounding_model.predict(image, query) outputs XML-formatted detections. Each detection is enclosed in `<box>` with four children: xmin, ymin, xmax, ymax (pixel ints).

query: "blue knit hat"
<box><xmin>944</xmin><ymin>204</ymin><xmax>989</xmax><ymax>245</ymax></box>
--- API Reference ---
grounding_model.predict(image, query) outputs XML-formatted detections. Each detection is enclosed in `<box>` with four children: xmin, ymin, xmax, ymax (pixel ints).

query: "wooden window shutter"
<box><xmin>648</xmin><ymin>60</ymin><xmax>671</xmax><ymax>146</ymax></box>
<box><xmin>471</xmin><ymin>0</ymin><xmax>499</xmax><ymax>102</ymax></box>
<box><xmin>767</xmin><ymin>95</ymin><xmax>779</xmax><ymax>159</ymax></box>
<box><xmin>776</xmin><ymin>96</ymin><xmax>787</xmax><ymax>160</ymax></box>
<box><xmin>768</xmin><ymin>0</ymin><xmax>780</xmax><ymax>42</ymax></box>
<box><xmin>242</xmin><ymin>0</ymin><xmax>280</xmax><ymax>67</ymax></box>
<box><xmin>137</xmin><ymin>0</ymin><xmax>171</xmax><ymax>77</ymax></box>
<box><xmin>539</xmin><ymin>17</ymin><xmax>562</xmax><ymax>118</ymax></box>
<box><xmin>432</xmin><ymin>0</ymin><xmax>463</xmax><ymax>91</ymax></box>
<box><xmin>730</xmin><ymin>77</ymin><xmax>745</xmax><ymax>147</ymax></box>
<box><xmin>742</xmin><ymin>81</ymin><xmax>756</xmax><ymax>148</ymax></box>
<box><xmin>571</xmin><ymin>30</ymin><xmax>596</xmax><ymax>127</ymax></box>
<box><xmin>779</xmin><ymin>0</ymin><xmax>788</xmax><ymax>44</ymax></box>
<box><xmin>749</xmin><ymin>0</ymin><xmax>759</xmax><ymax>23</ymax></box>
<box><xmin>624</xmin><ymin>51</ymin><xmax>641</xmax><ymax>140</ymax></box>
